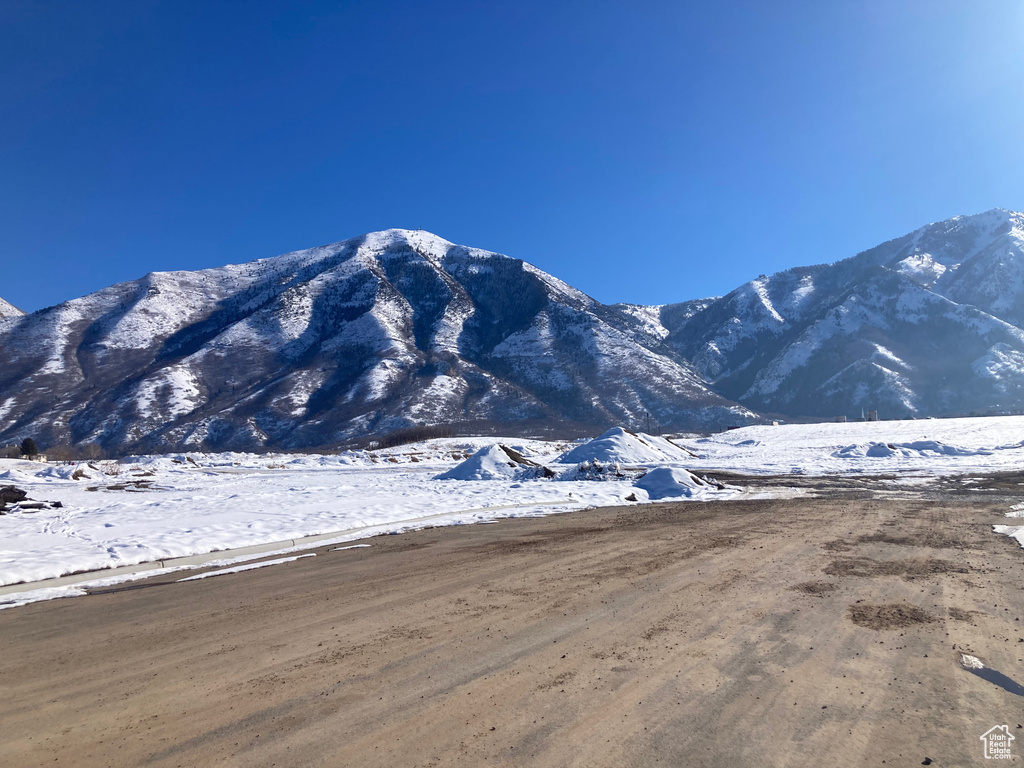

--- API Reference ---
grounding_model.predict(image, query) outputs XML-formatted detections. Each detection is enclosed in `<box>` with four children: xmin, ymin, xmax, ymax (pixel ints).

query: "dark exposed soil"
<box><xmin>948</xmin><ymin>606</ymin><xmax>979</xmax><ymax>622</ymax></box>
<box><xmin>855</xmin><ymin>531</ymin><xmax>968</xmax><ymax>549</ymax></box>
<box><xmin>792</xmin><ymin>580</ymin><xmax>838</xmax><ymax>595</ymax></box>
<box><xmin>824</xmin><ymin>556</ymin><xmax>969</xmax><ymax>579</ymax></box>
<box><xmin>848</xmin><ymin>602</ymin><xmax>936</xmax><ymax>629</ymax></box>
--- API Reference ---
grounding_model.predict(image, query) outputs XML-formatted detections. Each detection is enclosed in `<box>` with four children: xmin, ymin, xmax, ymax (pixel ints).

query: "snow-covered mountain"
<box><xmin>0</xmin><ymin>230</ymin><xmax>751</xmax><ymax>452</ymax></box>
<box><xmin>654</xmin><ymin>209</ymin><xmax>1024</xmax><ymax>419</ymax></box>
<box><xmin>4</xmin><ymin>210</ymin><xmax>1022</xmax><ymax>451</ymax></box>
<box><xmin>0</xmin><ymin>297</ymin><xmax>23</xmax><ymax>319</ymax></box>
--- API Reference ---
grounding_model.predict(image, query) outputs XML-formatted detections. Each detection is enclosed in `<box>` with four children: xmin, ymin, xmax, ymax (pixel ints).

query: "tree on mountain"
<box><xmin>19</xmin><ymin>437</ymin><xmax>38</xmax><ymax>457</ymax></box>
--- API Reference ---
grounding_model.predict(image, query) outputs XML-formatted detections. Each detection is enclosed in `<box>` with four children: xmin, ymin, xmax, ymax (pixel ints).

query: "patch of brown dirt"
<box><xmin>791</xmin><ymin>581</ymin><xmax>837</xmax><ymax>595</ymax></box>
<box><xmin>848</xmin><ymin>602</ymin><xmax>936</xmax><ymax>630</ymax></box>
<box><xmin>704</xmin><ymin>536</ymin><xmax>741</xmax><ymax>549</ymax></box>
<box><xmin>823</xmin><ymin>539</ymin><xmax>853</xmax><ymax>552</ymax></box>
<box><xmin>947</xmin><ymin>607</ymin><xmax>978</xmax><ymax>622</ymax></box>
<box><xmin>824</xmin><ymin>557</ymin><xmax>967</xmax><ymax>580</ymax></box>
<box><xmin>537</xmin><ymin>671</ymin><xmax>577</xmax><ymax>691</ymax></box>
<box><xmin>856</xmin><ymin>532</ymin><xmax>967</xmax><ymax>549</ymax></box>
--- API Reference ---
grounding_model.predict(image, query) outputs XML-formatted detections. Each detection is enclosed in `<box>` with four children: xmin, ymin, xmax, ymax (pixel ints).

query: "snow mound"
<box><xmin>633</xmin><ymin>467</ymin><xmax>708</xmax><ymax>500</ymax></box>
<box><xmin>556</xmin><ymin>428</ymin><xmax>695</xmax><ymax>466</ymax></box>
<box><xmin>435</xmin><ymin>444</ymin><xmax>553</xmax><ymax>481</ymax></box>
<box><xmin>0</xmin><ymin>461</ymin><xmax>104</xmax><ymax>483</ymax></box>
<box><xmin>834</xmin><ymin>440</ymin><xmax>992</xmax><ymax>459</ymax></box>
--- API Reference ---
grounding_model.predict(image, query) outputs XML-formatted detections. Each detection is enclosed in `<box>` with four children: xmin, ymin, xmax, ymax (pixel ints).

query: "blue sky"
<box><xmin>2</xmin><ymin>0</ymin><xmax>1023</xmax><ymax>312</ymax></box>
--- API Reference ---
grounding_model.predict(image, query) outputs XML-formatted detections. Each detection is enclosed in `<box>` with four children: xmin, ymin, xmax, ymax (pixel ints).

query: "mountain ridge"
<box><xmin>0</xmin><ymin>229</ymin><xmax>751</xmax><ymax>452</ymax></box>
<box><xmin>654</xmin><ymin>208</ymin><xmax>1024</xmax><ymax>419</ymax></box>
<box><xmin>2</xmin><ymin>209</ymin><xmax>1024</xmax><ymax>452</ymax></box>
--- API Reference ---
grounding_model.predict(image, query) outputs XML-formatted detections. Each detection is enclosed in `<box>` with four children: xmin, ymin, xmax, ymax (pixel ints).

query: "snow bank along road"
<box><xmin>5</xmin><ymin>414</ymin><xmax>1024</xmax><ymax>597</ymax></box>
<box><xmin>2</xmin><ymin>479</ymin><xmax>1022</xmax><ymax>768</ymax></box>
<box><xmin>0</xmin><ymin>432</ymin><xmax>738</xmax><ymax>591</ymax></box>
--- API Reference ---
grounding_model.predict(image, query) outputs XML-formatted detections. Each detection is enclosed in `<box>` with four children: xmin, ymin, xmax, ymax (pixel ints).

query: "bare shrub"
<box><xmin>100</xmin><ymin>460</ymin><xmax>122</xmax><ymax>477</ymax></box>
<box><xmin>42</xmin><ymin>444</ymin><xmax>107</xmax><ymax>462</ymax></box>
<box><xmin>373</xmin><ymin>424</ymin><xmax>457</xmax><ymax>450</ymax></box>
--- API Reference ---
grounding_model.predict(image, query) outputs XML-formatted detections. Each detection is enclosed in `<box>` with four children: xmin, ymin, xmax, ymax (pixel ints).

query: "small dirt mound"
<box><xmin>848</xmin><ymin>602</ymin><xmax>935</xmax><ymax>630</ymax></box>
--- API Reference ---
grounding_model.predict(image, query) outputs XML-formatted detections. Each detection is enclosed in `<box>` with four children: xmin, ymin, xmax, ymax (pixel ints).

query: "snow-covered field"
<box><xmin>680</xmin><ymin>415</ymin><xmax>1024</xmax><ymax>476</ymax></box>
<box><xmin>4</xmin><ymin>415</ymin><xmax>1024</xmax><ymax>604</ymax></box>
<box><xmin>0</xmin><ymin>432</ymin><xmax>731</xmax><ymax>590</ymax></box>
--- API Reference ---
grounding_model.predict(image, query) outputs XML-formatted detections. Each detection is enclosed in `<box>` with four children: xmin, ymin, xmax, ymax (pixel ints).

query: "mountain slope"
<box><xmin>0</xmin><ymin>230</ymin><xmax>752</xmax><ymax>452</ymax></box>
<box><xmin>656</xmin><ymin>209</ymin><xmax>1024</xmax><ymax>418</ymax></box>
<box><xmin>0</xmin><ymin>296</ymin><xmax>23</xmax><ymax>319</ymax></box>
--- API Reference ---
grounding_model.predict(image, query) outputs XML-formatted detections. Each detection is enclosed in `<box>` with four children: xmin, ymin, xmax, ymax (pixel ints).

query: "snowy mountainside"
<box><xmin>650</xmin><ymin>209</ymin><xmax>1024</xmax><ymax>419</ymax></box>
<box><xmin>0</xmin><ymin>296</ymin><xmax>23</xmax><ymax>319</ymax></box>
<box><xmin>0</xmin><ymin>230</ymin><xmax>752</xmax><ymax>452</ymax></box>
<box><xmin>853</xmin><ymin>208</ymin><xmax>1024</xmax><ymax>325</ymax></box>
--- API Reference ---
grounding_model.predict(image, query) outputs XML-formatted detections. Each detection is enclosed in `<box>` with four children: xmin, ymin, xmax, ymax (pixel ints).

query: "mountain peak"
<box><xmin>912</xmin><ymin>207</ymin><xmax>1022</xmax><ymax>249</ymax></box>
<box><xmin>360</xmin><ymin>227</ymin><xmax>455</xmax><ymax>251</ymax></box>
<box><xmin>249</xmin><ymin>228</ymin><xmax>510</xmax><ymax>280</ymax></box>
<box><xmin>0</xmin><ymin>231</ymin><xmax>746</xmax><ymax>452</ymax></box>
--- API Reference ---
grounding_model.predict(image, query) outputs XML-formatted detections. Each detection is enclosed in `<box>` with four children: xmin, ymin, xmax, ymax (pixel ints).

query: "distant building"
<box><xmin>866</xmin><ymin>410</ymin><xmax>879</xmax><ymax>421</ymax></box>
<box><xmin>836</xmin><ymin>415</ymin><xmax>847</xmax><ymax>423</ymax></box>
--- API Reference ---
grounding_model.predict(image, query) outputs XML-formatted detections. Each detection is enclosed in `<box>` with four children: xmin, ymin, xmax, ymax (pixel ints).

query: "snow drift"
<box><xmin>435</xmin><ymin>444</ymin><xmax>553</xmax><ymax>481</ymax></box>
<box><xmin>834</xmin><ymin>440</ymin><xmax>993</xmax><ymax>459</ymax></box>
<box><xmin>556</xmin><ymin>428</ymin><xmax>696</xmax><ymax>466</ymax></box>
<box><xmin>633</xmin><ymin>467</ymin><xmax>709</xmax><ymax>500</ymax></box>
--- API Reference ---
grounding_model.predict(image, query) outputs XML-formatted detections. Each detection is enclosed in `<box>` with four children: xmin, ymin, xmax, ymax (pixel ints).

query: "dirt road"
<box><xmin>2</xmin><ymin>485</ymin><xmax>1023</xmax><ymax>766</ymax></box>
